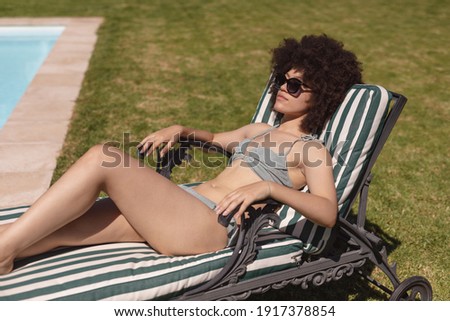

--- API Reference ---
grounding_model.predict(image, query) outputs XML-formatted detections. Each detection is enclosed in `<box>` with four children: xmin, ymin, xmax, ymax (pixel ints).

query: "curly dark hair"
<box><xmin>271</xmin><ymin>34</ymin><xmax>363</xmax><ymax>134</ymax></box>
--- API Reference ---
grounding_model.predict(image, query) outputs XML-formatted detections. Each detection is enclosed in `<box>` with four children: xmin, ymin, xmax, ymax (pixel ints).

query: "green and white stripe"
<box><xmin>250</xmin><ymin>82</ymin><xmax>391</xmax><ymax>253</ymax></box>
<box><xmin>0</xmin><ymin>79</ymin><xmax>392</xmax><ymax>300</ymax></box>
<box><xmin>0</xmin><ymin>207</ymin><xmax>302</xmax><ymax>300</ymax></box>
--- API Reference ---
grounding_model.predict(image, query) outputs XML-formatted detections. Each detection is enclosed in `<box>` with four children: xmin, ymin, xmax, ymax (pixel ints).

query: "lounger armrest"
<box><xmin>179</xmin><ymin>201</ymin><xmax>281</xmax><ymax>299</ymax></box>
<box><xmin>337</xmin><ymin>217</ymin><xmax>384</xmax><ymax>250</ymax></box>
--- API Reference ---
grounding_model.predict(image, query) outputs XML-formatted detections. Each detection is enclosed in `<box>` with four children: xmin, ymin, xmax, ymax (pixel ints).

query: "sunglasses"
<box><xmin>273</xmin><ymin>73</ymin><xmax>312</xmax><ymax>96</ymax></box>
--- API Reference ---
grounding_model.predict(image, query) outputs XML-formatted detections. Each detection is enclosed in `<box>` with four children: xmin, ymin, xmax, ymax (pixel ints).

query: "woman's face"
<box><xmin>273</xmin><ymin>69</ymin><xmax>313</xmax><ymax>119</ymax></box>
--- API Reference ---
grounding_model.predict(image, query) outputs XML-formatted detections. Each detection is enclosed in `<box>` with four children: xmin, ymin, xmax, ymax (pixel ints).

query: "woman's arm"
<box><xmin>270</xmin><ymin>143</ymin><xmax>337</xmax><ymax>227</ymax></box>
<box><xmin>215</xmin><ymin>142</ymin><xmax>337</xmax><ymax>228</ymax></box>
<box><xmin>138</xmin><ymin>124</ymin><xmax>255</xmax><ymax>157</ymax></box>
<box><xmin>138</xmin><ymin>125</ymin><xmax>218</xmax><ymax>157</ymax></box>
<box><xmin>268</xmin><ymin>186</ymin><xmax>337</xmax><ymax>228</ymax></box>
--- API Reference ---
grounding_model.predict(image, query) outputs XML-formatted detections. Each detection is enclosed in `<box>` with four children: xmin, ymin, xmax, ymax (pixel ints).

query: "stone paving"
<box><xmin>0</xmin><ymin>17</ymin><xmax>103</xmax><ymax>209</ymax></box>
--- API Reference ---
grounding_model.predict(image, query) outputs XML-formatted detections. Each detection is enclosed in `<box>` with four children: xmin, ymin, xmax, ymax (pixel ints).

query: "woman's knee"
<box><xmin>83</xmin><ymin>144</ymin><xmax>123</xmax><ymax>168</ymax></box>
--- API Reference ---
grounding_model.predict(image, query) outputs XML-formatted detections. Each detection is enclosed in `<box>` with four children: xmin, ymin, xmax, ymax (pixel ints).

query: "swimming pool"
<box><xmin>0</xmin><ymin>26</ymin><xmax>65</xmax><ymax>128</ymax></box>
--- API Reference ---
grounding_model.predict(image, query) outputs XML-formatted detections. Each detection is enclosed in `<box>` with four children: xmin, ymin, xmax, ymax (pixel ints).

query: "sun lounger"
<box><xmin>0</xmin><ymin>78</ymin><xmax>432</xmax><ymax>300</ymax></box>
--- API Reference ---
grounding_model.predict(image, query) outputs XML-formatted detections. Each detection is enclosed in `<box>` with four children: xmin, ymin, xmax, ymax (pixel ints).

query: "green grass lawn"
<box><xmin>1</xmin><ymin>0</ymin><xmax>448</xmax><ymax>300</ymax></box>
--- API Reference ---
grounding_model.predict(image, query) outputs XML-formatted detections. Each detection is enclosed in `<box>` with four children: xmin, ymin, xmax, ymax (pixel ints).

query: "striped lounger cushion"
<box><xmin>252</xmin><ymin>82</ymin><xmax>391</xmax><ymax>253</ymax></box>
<box><xmin>0</xmin><ymin>83</ymin><xmax>391</xmax><ymax>300</ymax></box>
<box><xmin>0</xmin><ymin>206</ymin><xmax>302</xmax><ymax>300</ymax></box>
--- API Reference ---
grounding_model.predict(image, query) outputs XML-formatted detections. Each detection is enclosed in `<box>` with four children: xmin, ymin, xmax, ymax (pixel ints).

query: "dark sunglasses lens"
<box><xmin>286</xmin><ymin>79</ymin><xmax>302</xmax><ymax>94</ymax></box>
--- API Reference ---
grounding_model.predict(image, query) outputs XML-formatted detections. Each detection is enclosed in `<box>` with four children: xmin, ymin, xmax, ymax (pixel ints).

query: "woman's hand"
<box><xmin>214</xmin><ymin>181</ymin><xmax>272</xmax><ymax>225</ymax></box>
<box><xmin>137</xmin><ymin>125</ymin><xmax>184</xmax><ymax>157</ymax></box>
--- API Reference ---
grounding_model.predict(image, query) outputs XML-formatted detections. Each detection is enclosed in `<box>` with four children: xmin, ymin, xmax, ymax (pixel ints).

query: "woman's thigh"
<box><xmin>99</xmin><ymin>146</ymin><xmax>228</xmax><ymax>255</ymax></box>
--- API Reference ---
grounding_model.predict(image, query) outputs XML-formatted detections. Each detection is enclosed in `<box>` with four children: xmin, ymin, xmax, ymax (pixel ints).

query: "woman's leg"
<box><xmin>0</xmin><ymin>198</ymin><xmax>145</xmax><ymax>259</ymax></box>
<box><xmin>0</xmin><ymin>144</ymin><xmax>228</xmax><ymax>274</ymax></box>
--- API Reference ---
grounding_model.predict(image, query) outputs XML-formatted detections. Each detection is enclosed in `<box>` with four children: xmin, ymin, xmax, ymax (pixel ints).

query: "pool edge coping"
<box><xmin>0</xmin><ymin>17</ymin><xmax>104</xmax><ymax>209</ymax></box>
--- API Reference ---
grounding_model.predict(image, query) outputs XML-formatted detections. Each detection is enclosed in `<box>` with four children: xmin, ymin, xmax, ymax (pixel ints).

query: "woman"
<box><xmin>0</xmin><ymin>34</ymin><xmax>362</xmax><ymax>274</ymax></box>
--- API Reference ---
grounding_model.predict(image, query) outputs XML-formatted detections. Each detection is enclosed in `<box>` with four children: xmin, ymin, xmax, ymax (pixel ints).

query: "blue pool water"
<box><xmin>0</xmin><ymin>26</ymin><xmax>65</xmax><ymax>128</ymax></box>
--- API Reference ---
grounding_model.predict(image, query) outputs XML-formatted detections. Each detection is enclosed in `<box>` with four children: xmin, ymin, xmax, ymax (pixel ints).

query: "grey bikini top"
<box><xmin>230</xmin><ymin>125</ymin><xmax>318</xmax><ymax>188</ymax></box>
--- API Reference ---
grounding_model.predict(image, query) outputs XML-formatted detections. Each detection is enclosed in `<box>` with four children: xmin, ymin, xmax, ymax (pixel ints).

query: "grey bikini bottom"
<box><xmin>178</xmin><ymin>184</ymin><xmax>238</xmax><ymax>246</ymax></box>
<box><xmin>178</xmin><ymin>184</ymin><xmax>217</xmax><ymax>210</ymax></box>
